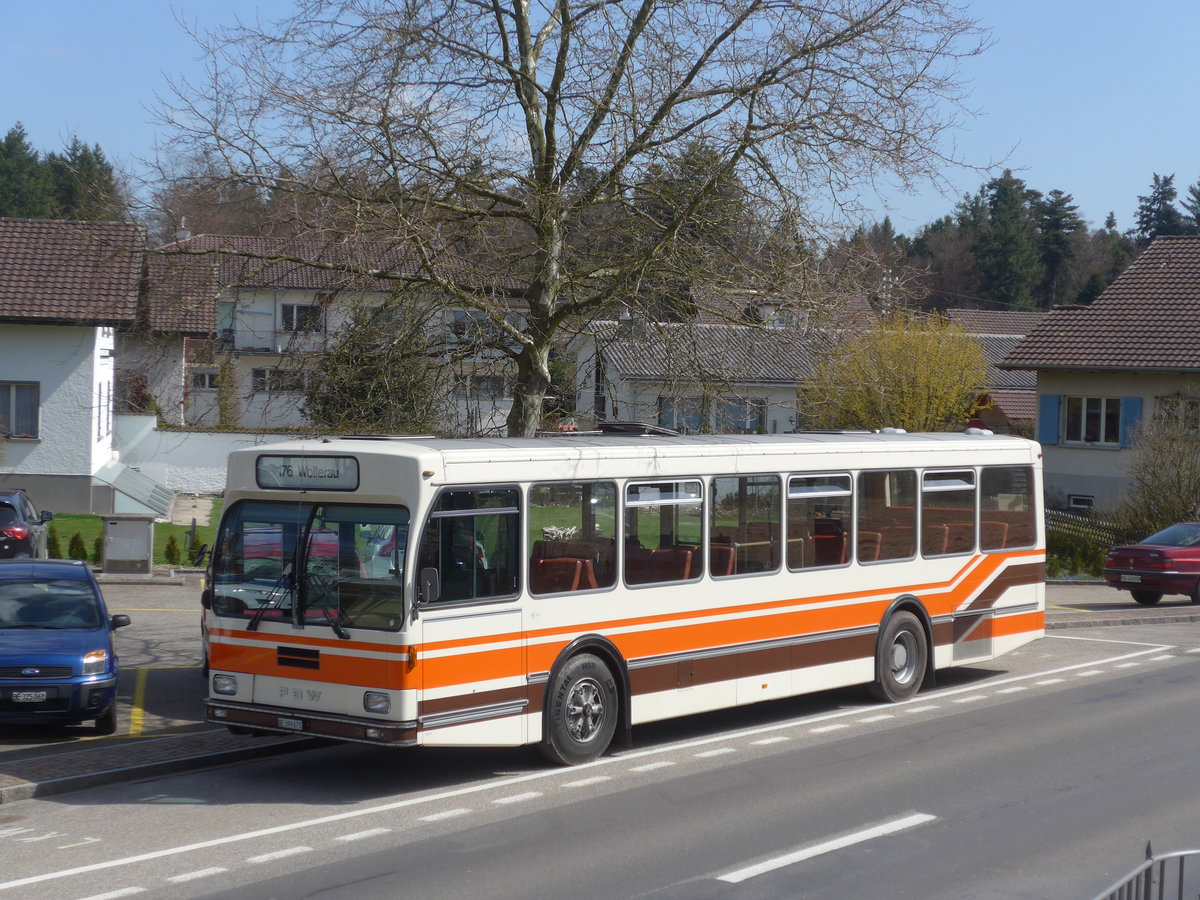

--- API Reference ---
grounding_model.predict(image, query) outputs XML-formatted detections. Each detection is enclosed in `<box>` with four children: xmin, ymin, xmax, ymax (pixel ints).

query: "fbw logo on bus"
<box><xmin>280</xmin><ymin>686</ymin><xmax>322</xmax><ymax>702</ymax></box>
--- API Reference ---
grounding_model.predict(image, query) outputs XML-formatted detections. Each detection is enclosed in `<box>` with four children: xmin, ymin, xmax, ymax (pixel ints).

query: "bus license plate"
<box><xmin>277</xmin><ymin>717</ymin><xmax>304</xmax><ymax>731</ymax></box>
<box><xmin>12</xmin><ymin>691</ymin><xmax>47</xmax><ymax>703</ymax></box>
<box><xmin>1121</xmin><ymin>574</ymin><xmax>1142</xmax><ymax>583</ymax></box>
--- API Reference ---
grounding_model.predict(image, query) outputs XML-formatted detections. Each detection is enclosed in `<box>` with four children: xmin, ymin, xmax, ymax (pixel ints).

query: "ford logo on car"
<box><xmin>21</xmin><ymin>667</ymin><xmax>40</xmax><ymax>677</ymax></box>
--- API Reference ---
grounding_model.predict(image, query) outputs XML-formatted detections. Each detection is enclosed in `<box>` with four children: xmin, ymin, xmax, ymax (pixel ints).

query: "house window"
<box><xmin>716</xmin><ymin>399</ymin><xmax>766</xmax><ymax>434</ymax></box>
<box><xmin>1063</xmin><ymin>396</ymin><xmax>1121</xmax><ymax>445</ymax></box>
<box><xmin>192</xmin><ymin>372</ymin><xmax>219</xmax><ymax>391</ymax></box>
<box><xmin>659</xmin><ymin>397</ymin><xmax>703</xmax><ymax>433</ymax></box>
<box><xmin>251</xmin><ymin>368</ymin><xmax>307</xmax><ymax>393</ymax></box>
<box><xmin>0</xmin><ymin>382</ymin><xmax>39</xmax><ymax>439</ymax></box>
<box><xmin>281</xmin><ymin>304</ymin><xmax>323</xmax><ymax>333</ymax></box>
<box><xmin>1156</xmin><ymin>395</ymin><xmax>1200</xmax><ymax>432</ymax></box>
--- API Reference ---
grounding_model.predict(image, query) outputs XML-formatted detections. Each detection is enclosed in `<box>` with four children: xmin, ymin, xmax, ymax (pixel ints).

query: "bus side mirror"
<box><xmin>419</xmin><ymin>567</ymin><xmax>440</xmax><ymax>606</ymax></box>
<box><xmin>200</xmin><ymin>587</ymin><xmax>213</xmax><ymax>610</ymax></box>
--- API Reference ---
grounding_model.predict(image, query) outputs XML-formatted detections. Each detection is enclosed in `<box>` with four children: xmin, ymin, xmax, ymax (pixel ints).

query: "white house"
<box><xmin>0</xmin><ymin>218</ymin><xmax>172</xmax><ymax>515</ymax></box>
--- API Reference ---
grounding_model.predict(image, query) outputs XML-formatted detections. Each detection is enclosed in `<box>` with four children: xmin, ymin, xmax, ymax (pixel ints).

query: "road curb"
<box><xmin>1046</xmin><ymin>611</ymin><xmax>1200</xmax><ymax>630</ymax></box>
<box><xmin>0</xmin><ymin>730</ymin><xmax>318</xmax><ymax>805</ymax></box>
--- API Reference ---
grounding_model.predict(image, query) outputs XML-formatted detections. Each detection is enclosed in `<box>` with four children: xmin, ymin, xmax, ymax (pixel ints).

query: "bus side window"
<box><xmin>418</xmin><ymin>488</ymin><xmax>520</xmax><ymax>603</ymax></box>
<box><xmin>528</xmin><ymin>481</ymin><xmax>617</xmax><ymax>595</ymax></box>
<box><xmin>624</xmin><ymin>481</ymin><xmax>704</xmax><ymax>586</ymax></box>
<box><xmin>980</xmin><ymin>465</ymin><xmax>1036</xmax><ymax>550</ymax></box>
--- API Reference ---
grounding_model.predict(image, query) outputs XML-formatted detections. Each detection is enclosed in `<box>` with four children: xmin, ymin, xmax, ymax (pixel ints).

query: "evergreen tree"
<box><xmin>1034</xmin><ymin>190</ymin><xmax>1083</xmax><ymax>309</ymax></box>
<box><xmin>976</xmin><ymin>170</ymin><xmax>1042</xmax><ymax>309</ymax></box>
<box><xmin>1133</xmin><ymin>173</ymin><xmax>1187</xmax><ymax>244</ymax></box>
<box><xmin>0</xmin><ymin>123</ymin><xmax>50</xmax><ymax>217</ymax></box>
<box><xmin>44</xmin><ymin>139</ymin><xmax>126</xmax><ymax>220</ymax></box>
<box><xmin>1181</xmin><ymin>176</ymin><xmax>1200</xmax><ymax>232</ymax></box>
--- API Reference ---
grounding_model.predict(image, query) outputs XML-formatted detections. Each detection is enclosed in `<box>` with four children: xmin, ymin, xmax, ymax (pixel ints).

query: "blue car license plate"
<box><xmin>12</xmin><ymin>690</ymin><xmax>48</xmax><ymax>703</ymax></box>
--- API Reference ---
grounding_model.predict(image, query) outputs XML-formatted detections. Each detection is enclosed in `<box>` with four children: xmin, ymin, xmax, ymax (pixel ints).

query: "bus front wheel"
<box><xmin>868</xmin><ymin>611</ymin><xmax>927</xmax><ymax>703</ymax></box>
<box><xmin>541</xmin><ymin>653</ymin><xmax>618</xmax><ymax>766</ymax></box>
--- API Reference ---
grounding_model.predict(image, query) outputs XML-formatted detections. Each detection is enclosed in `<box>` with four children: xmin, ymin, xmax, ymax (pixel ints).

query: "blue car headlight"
<box><xmin>82</xmin><ymin>650</ymin><xmax>108</xmax><ymax>676</ymax></box>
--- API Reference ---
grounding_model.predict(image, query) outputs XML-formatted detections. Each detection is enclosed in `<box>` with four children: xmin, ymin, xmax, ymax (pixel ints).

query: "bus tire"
<box><xmin>868</xmin><ymin>611</ymin><xmax>927</xmax><ymax>703</ymax></box>
<box><xmin>541</xmin><ymin>653</ymin><xmax>618</xmax><ymax>766</ymax></box>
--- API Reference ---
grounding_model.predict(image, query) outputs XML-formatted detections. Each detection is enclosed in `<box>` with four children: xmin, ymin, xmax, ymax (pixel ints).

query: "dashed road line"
<box><xmin>336</xmin><ymin>828</ymin><xmax>392</xmax><ymax>843</ymax></box>
<box><xmin>562</xmin><ymin>775</ymin><xmax>611</xmax><ymax>787</ymax></box>
<box><xmin>246</xmin><ymin>846</ymin><xmax>312</xmax><ymax>864</ymax></box>
<box><xmin>76</xmin><ymin>889</ymin><xmax>145</xmax><ymax>900</ymax></box>
<box><xmin>857</xmin><ymin>714</ymin><xmax>894</xmax><ymax>723</ymax></box>
<box><xmin>166</xmin><ymin>867</ymin><xmax>228</xmax><ymax>883</ymax></box>
<box><xmin>493</xmin><ymin>792</ymin><xmax>541</xmax><ymax>805</ymax></box>
<box><xmin>695</xmin><ymin>748</ymin><xmax>736</xmax><ymax>758</ymax></box>
<box><xmin>751</xmin><ymin>736</ymin><xmax>789</xmax><ymax>745</ymax></box>
<box><xmin>418</xmin><ymin>808</ymin><xmax>470</xmax><ymax>823</ymax></box>
<box><xmin>811</xmin><ymin>723</ymin><xmax>848</xmax><ymax>734</ymax></box>
<box><xmin>630</xmin><ymin>761</ymin><xmax>674</xmax><ymax>773</ymax></box>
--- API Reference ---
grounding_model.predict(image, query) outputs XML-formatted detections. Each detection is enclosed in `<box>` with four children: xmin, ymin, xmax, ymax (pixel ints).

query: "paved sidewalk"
<box><xmin>1</xmin><ymin>580</ymin><xmax>1196</xmax><ymax>804</ymax></box>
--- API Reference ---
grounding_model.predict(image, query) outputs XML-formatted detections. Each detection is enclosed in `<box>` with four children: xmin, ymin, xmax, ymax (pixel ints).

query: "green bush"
<box><xmin>1046</xmin><ymin>530</ymin><xmax>1105</xmax><ymax>578</ymax></box>
<box><xmin>47</xmin><ymin>524</ymin><xmax>62</xmax><ymax>559</ymax></box>
<box><xmin>67</xmin><ymin>531</ymin><xmax>88</xmax><ymax>562</ymax></box>
<box><xmin>164</xmin><ymin>534</ymin><xmax>181</xmax><ymax>565</ymax></box>
<box><xmin>92</xmin><ymin>535</ymin><xmax>104</xmax><ymax>565</ymax></box>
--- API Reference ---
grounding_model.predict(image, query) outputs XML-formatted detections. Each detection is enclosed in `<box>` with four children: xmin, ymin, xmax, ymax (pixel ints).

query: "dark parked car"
<box><xmin>0</xmin><ymin>559</ymin><xmax>130</xmax><ymax>732</ymax></box>
<box><xmin>0</xmin><ymin>489</ymin><xmax>53</xmax><ymax>559</ymax></box>
<box><xmin>1103</xmin><ymin>523</ymin><xmax>1200</xmax><ymax>606</ymax></box>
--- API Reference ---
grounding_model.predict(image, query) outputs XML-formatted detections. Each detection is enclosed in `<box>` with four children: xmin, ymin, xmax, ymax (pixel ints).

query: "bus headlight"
<box><xmin>363</xmin><ymin>691</ymin><xmax>390</xmax><ymax>713</ymax></box>
<box><xmin>212</xmin><ymin>674</ymin><xmax>239</xmax><ymax>695</ymax></box>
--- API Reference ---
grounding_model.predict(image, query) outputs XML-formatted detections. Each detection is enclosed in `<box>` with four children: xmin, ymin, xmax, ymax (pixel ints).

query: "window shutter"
<box><xmin>1119</xmin><ymin>397</ymin><xmax>1143</xmax><ymax>448</ymax></box>
<box><xmin>1036</xmin><ymin>394</ymin><xmax>1060</xmax><ymax>445</ymax></box>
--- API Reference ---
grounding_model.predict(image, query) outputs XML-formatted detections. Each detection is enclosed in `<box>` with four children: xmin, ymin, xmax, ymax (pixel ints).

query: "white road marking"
<box><xmin>904</xmin><ymin>705</ymin><xmax>939</xmax><ymax>713</ymax></box>
<box><xmin>811</xmin><ymin>724</ymin><xmax>848</xmax><ymax>734</ymax></box>
<box><xmin>166</xmin><ymin>868</ymin><xmax>228</xmax><ymax>883</ymax></box>
<box><xmin>718</xmin><ymin>813</ymin><xmax>938</xmax><ymax>883</ymax></box>
<box><xmin>75</xmin><ymin>889</ymin><xmax>145</xmax><ymax>900</ymax></box>
<box><xmin>1115</xmin><ymin>662</ymin><xmax>1141</xmax><ymax>669</ymax></box>
<box><xmin>246</xmin><ymin>847</ymin><xmax>312</xmax><ymax>864</ymax></box>
<box><xmin>418</xmin><ymin>809</ymin><xmax>470</xmax><ymax>822</ymax></box>
<box><xmin>1186</xmin><ymin>648</ymin><xmax>1200</xmax><ymax>654</ymax></box>
<box><xmin>694</xmin><ymin>748</ymin><xmax>736</xmax><ymax>758</ymax></box>
<box><xmin>751</xmin><ymin>736</ymin><xmax>789</xmax><ymax>745</ymax></box>
<box><xmin>336</xmin><ymin>829</ymin><xmax>392</xmax><ymax>843</ymax></box>
<box><xmin>0</xmin><ymin>637</ymin><xmax>1174</xmax><ymax>894</ymax></box>
<box><xmin>1152</xmin><ymin>654</ymin><xmax>1174</xmax><ymax>661</ymax></box>
<box><xmin>1035</xmin><ymin>678</ymin><xmax>1065</xmax><ymax>685</ymax></box>
<box><xmin>1075</xmin><ymin>669</ymin><xmax>1104</xmax><ymax>678</ymax></box>
<box><xmin>493</xmin><ymin>792</ymin><xmax>541</xmax><ymax>805</ymax></box>
<box><xmin>630</xmin><ymin>761</ymin><xmax>674</xmax><ymax>772</ymax></box>
<box><xmin>996</xmin><ymin>686</ymin><xmax>1027</xmax><ymax>694</ymax></box>
<box><xmin>952</xmin><ymin>695</ymin><xmax>986</xmax><ymax>704</ymax></box>
<box><xmin>857</xmin><ymin>714</ymin><xmax>894</xmax><ymax>723</ymax></box>
<box><xmin>562</xmin><ymin>776</ymin><xmax>611</xmax><ymax>787</ymax></box>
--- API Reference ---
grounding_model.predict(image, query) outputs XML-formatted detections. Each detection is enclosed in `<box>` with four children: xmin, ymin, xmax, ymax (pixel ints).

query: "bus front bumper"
<box><xmin>206</xmin><ymin>699</ymin><xmax>418</xmax><ymax>746</ymax></box>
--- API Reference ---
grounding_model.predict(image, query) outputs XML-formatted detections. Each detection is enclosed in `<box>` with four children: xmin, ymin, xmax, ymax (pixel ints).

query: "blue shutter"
<box><xmin>1036</xmin><ymin>394</ymin><xmax>1061</xmax><ymax>446</ymax></box>
<box><xmin>1119</xmin><ymin>397</ymin><xmax>1143</xmax><ymax>448</ymax></box>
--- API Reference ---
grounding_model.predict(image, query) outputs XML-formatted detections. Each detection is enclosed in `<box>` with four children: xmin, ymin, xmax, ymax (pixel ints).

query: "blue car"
<box><xmin>0</xmin><ymin>559</ymin><xmax>131</xmax><ymax>733</ymax></box>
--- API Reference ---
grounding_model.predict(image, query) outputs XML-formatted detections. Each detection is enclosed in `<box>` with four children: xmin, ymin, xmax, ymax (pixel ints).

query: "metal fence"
<box><xmin>1045</xmin><ymin>509</ymin><xmax>1137</xmax><ymax>548</ymax></box>
<box><xmin>1092</xmin><ymin>844</ymin><xmax>1200</xmax><ymax>900</ymax></box>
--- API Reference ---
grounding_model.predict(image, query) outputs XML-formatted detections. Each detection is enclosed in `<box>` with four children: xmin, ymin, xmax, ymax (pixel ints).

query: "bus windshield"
<box><xmin>211</xmin><ymin>500</ymin><xmax>410</xmax><ymax>632</ymax></box>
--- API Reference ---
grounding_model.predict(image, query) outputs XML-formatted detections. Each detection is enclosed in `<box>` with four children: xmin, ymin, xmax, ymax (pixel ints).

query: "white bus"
<box><xmin>203</xmin><ymin>428</ymin><xmax>1044</xmax><ymax>765</ymax></box>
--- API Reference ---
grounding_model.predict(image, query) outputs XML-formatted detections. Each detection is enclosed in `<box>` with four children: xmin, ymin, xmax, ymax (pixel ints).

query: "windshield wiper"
<box><xmin>246</xmin><ymin>563</ymin><xmax>294</xmax><ymax>632</ymax></box>
<box><xmin>304</xmin><ymin>573</ymin><xmax>350</xmax><ymax>640</ymax></box>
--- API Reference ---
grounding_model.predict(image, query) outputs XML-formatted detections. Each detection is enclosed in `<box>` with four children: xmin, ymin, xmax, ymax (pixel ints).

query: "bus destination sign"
<box><xmin>255</xmin><ymin>455</ymin><xmax>359</xmax><ymax>491</ymax></box>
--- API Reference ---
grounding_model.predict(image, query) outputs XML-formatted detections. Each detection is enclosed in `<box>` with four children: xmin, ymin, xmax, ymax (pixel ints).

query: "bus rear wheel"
<box><xmin>868</xmin><ymin>611</ymin><xmax>927</xmax><ymax>703</ymax></box>
<box><xmin>541</xmin><ymin>653</ymin><xmax>618</xmax><ymax>766</ymax></box>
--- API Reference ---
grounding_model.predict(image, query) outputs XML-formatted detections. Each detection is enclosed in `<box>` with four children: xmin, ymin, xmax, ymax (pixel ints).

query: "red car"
<box><xmin>1103</xmin><ymin>523</ymin><xmax>1200</xmax><ymax>605</ymax></box>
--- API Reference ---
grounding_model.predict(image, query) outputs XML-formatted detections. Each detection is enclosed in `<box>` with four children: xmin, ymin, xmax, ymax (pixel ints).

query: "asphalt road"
<box><xmin>0</xmin><ymin>618</ymin><xmax>1198</xmax><ymax>898</ymax></box>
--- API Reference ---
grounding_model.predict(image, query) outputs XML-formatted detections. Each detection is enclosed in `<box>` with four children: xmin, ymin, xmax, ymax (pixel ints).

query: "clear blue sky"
<box><xmin>4</xmin><ymin>1</ymin><xmax>1198</xmax><ymax>235</ymax></box>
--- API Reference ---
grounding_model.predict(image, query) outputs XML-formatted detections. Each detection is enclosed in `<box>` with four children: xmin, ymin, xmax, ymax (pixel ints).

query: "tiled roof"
<box><xmin>0</xmin><ymin>218</ymin><xmax>143</xmax><ymax>324</ymax></box>
<box><xmin>600</xmin><ymin>320</ymin><xmax>834</xmax><ymax>383</ymax></box>
<box><xmin>978</xmin><ymin>335</ymin><xmax>1035</xmax><ymax>390</ymax></box>
<box><xmin>143</xmin><ymin>252</ymin><xmax>219</xmax><ymax>334</ymax></box>
<box><xmin>945</xmin><ymin>308</ymin><xmax>1046</xmax><ymax>335</ymax></box>
<box><xmin>986</xmin><ymin>389</ymin><xmax>1037</xmax><ymax>422</ymax></box>
<box><xmin>1003</xmin><ymin>236</ymin><xmax>1200</xmax><ymax>370</ymax></box>
<box><xmin>159</xmin><ymin>234</ymin><xmax>513</xmax><ymax>294</ymax></box>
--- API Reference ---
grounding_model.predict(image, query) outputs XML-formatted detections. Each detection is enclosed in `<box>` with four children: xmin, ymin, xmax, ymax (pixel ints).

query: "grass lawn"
<box><xmin>48</xmin><ymin>498</ymin><xmax>224</xmax><ymax>567</ymax></box>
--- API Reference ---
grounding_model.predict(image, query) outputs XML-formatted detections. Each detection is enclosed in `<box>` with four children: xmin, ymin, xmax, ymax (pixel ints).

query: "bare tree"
<box><xmin>1116</xmin><ymin>405</ymin><xmax>1200</xmax><ymax>536</ymax></box>
<box><xmin>156</xmin><ymin>0</ymin><xmax>985</xmax><ymax>436</ymax></box>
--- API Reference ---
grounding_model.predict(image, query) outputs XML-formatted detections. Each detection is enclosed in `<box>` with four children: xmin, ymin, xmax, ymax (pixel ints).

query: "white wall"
<box><xmin>116</xmin><ymin>417</ymin><xmax>276</xmax><ymax>493</ymax></box>
<box><xmin>0</xmin><ymin>323</ymin><xmax>112</xmax><ymax>476</ymax></box>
